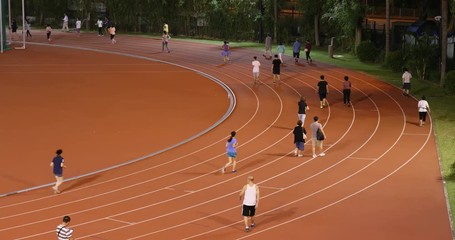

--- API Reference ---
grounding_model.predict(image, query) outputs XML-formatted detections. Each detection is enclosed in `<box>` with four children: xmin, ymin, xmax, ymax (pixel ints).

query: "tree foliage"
<box><xmin>19</xmin><ymin>0</ymin><xmax>271</xmax><ymax>40</ymax></box>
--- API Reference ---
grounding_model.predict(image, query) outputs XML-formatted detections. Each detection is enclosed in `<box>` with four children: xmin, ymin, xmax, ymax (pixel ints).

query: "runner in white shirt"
<box><xmin>239</xmin><ymin>176</ymin><xmax>259</xmax><ymax>232</ymax></box>
<box><xmin>417</xmin><ymin>95</ymin><xmax>430</xmax><ymax>127</ymax></box>
<box><xmin>96</xmin><ymin>18</ymin><xmax>104</xmax><ymax>36</ymax></box>
<box><xmin>402</xmin><ymin>67</ymin><xmax>412</xmax><ymax>96</ymax></box>
<box><xmin>252</xmin><ymin>56</ymin><xmax>261</xmax><ymax>85</ymax></box>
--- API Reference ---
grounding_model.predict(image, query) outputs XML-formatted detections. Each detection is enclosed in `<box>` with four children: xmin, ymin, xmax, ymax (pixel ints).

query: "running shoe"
<box><xmin>245</xmin><ymin>227</ymin><xmax>250</xmax><ymax>232</ymax></box>
<box><xmin>319</xmin><ymin>152</ymin><xmax>326</xmax><ymax>157</ymax></box>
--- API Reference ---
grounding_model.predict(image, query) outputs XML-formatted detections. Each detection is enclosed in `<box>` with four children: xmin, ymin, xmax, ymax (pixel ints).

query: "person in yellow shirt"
<box><xmin>163</xmin><ymin>23</ymin><xmax>169</xmax><ymax>34</ymax></box>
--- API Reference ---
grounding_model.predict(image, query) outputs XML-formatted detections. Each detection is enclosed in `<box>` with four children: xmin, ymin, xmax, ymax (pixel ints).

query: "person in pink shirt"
<box><xmin>342</xmin><ymin>76</ymin><xmax>352</xmax><ymax>107</ymax></box>
<box><xmin>162</xmin><ymin>31</ymin><xmax>171</xmax><ymax>53</ymax></box>
<box><xmin>108</xmin><ymin>25</ymin><xmax>116</xmax><ymax>44</ymax></box>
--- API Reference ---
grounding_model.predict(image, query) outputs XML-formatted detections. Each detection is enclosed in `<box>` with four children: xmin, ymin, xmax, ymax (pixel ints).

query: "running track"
<box><xmin>0</xmin><ymin>31</ymin><xmax>452</xmax><ymax>239</ymax></box>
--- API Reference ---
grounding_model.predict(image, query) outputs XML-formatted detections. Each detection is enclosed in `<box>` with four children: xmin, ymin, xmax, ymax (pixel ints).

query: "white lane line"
<box><xmin>402</xmin><ymin>133</ymin><xmax>429</xmax><ymax>136</ymax></box>
<box><xmin>105</xmin><ymin>217</ymin><xmax>135</xmax><ymax>225</ymax></box>
<box><xmin>259</xmin><ymin>186</ymin><xmax>284</xmax><ymax>190</ymax></box>
<box><xmin>348</xmin><ymin>157</ymin><xmax>378</xmax><ymax>161</ymax></box>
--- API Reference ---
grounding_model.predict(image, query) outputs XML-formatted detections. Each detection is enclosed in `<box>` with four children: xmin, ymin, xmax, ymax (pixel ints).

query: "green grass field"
<box><xmin>174</xmin><ymin>38</ymin><xmax>455</xmax><ymax>227</ymax></box>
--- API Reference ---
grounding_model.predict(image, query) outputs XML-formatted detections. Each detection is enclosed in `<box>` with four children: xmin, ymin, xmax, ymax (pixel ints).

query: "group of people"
<box><xmin>247</xmin><ymin>36</ymin><xmax>315</xmax><ymax>85</ymax></box>
<box><xmin>262</xmin><ymin>34</ymin><xmax>312</xmax><ymax>64</ymax></box>
<box><xmin>45</xmin><ymin>26</ymin><xmax>430</xmax><ymax>237</ymax></box>
<box><xmin>10</xmin><ymin>18</ymin><xmax>32</xmax><ymax>40</ymax></box>
<box><xmin>95</xmin><ymin>17</ymin><xmax>116</xmax><ymax>44</ymax></box>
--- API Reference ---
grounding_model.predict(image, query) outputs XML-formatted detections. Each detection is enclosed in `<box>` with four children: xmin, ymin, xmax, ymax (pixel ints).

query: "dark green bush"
<box><xmin>445</xmin><ymin>71</ymin><xmax>455</xmax><ymax>94</ymax></box>
<box><xmin>356</xmin><ymin>41</ymin><xmax>378</xmax><ymax>62</ymax></box>
<box><xmin>386</xmin><ymin>50</ymin><xmax>407</xmax><ymax>72</ymax></box>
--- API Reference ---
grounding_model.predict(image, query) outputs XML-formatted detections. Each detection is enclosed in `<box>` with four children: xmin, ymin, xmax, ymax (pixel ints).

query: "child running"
<box><xmin>46</xmin><ymin>24</ymin><xmax>52</xmax><ymax>42</ymax></box>
<box><xmin>75</xmin><ymin>18</ymin><xmax>82</xmax><ymax>37</ymax></box>
<box><xmin>221</xmin><ymin>131</ymin><xmax>238</xmax><ymax>174</ymax></box>
<box><xmin>162</xmin><ymin>31</ymin><xmax>171</xmax><ymax>53</ymax></box>
<box><xmin>50</xmin><ymin>149</ymin><xmax>66</xmax><ymax>194</ymax></box>
<box><xmin>25</xmin><ymin>19</ymin><xmax>32</xmax><ymax>37</ymax></box>
<box><xmin>221</xmin><ymin>41</ymin><xmax>230</xmax><ymax>63</ymax></box>
<box><xmin>108</xmin><ymin>25</ymin><xmax>116</xmax><ymax>44</ymax></box>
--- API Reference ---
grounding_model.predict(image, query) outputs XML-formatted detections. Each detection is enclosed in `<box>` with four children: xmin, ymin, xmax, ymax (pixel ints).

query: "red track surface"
<box><xmin>0</xmin><ymin>31</ymin><xmax>452</xmax><ymax>240</ymax></box>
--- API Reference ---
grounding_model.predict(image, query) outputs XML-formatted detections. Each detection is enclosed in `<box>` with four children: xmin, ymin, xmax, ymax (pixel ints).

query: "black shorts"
<box><xmin>403</xmin><ymin>82</ymin><xmax>411</xmax><ymax>90</ymax></box>
<box><xmin>242</xmin><ymin>205</ymin><xmax>256</xmax><ymax>217</ymax></box>
<box><xmin>419</xmin><ymin>111</ymin><xmax>427</xmax><ymax>121</ymax></box>
<box><xmin>319</xmin><ymin>92</ymin><xmax>327</xmax><ymax>100</ymax></box>
<box><xmin>293</xmin><ymin>52</ymin><xmax>300</xmax><ymax>58</ymax></box>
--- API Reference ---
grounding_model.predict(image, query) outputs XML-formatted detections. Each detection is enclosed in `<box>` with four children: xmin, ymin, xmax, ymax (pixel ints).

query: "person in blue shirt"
<box><xmin>221</xmin><ymin>131</ymin><xmax>238</xmax><ymax>173</ymax></box>
<box><xmin>50</xmin><ymin>149</ymin><xmax>66</xmax><ymax>194</ymax></box>
<box><xmin>292</xmin><ymin>39</ymin><xmax>301</xmax><ymax>63</ymax></box>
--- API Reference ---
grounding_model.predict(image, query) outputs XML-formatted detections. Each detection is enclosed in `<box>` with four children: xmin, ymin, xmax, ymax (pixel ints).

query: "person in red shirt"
<box><xmin>304</xmin><ymin>39</ymin><xmax>312</xmax><ymax>63</ymax></box>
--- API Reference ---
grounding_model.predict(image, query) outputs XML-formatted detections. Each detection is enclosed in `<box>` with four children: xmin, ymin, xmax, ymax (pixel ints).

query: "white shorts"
<box><xmin>298</xmin><ymin>114</ymin><xmax>306</xmax><ymax>125</ymax></box>
<box><xmin>253</xmin><ymin>72</ymin><xmax>260</xmax><ymax>78</ymax></box>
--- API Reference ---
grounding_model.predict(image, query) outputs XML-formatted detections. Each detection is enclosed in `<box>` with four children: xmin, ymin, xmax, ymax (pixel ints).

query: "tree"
<box><xmin>385</xmin><ymin>0</ymin><xmax>390</xmax><ymax>59</ymax></box>
<box><xmin>300</xmin><ymin>0</ymin><xmax>322</xmax><ymax>46</ymax></box>
<box><xmin>322</xmin><ymin>0</ymin><xmax>365</xmax><ymax>51</ymax></box>
<box><xmin>440</xmin><ymin>0</ymin><xmax>448</xmax><ymax>86</ymax></box>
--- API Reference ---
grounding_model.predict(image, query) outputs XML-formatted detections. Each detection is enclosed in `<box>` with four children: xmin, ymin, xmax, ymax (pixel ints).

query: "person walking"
<box><xmin>221</xmin><ymin>41</ymin><xmax>230</xmax><ymax>63</ymax></box>
<box><xmin>402</xmin><ymin>67</ymin><xmax>412</xmax><ymax>96</ymax></box>
<box><xmin>304</xmin><ymin>39</ymin><xmax>312</xmax><ymax>63</ymax></box>
<box><xmin>96</xmin><ymin>18</ymin><xmax>104</xmax><ymax>36</ymax></box>
<box><xmin>271</xmin><ymin>54</ymin><xmax>281</xmax><ymax>84</ymax></box>
<box><xmin>276</xmin><ymin>42</ymin><xmax>285</xmax><ymax>63</ymax></box>
<box><xmin>46</xmin><ymin>24</ymin><xmax>52</xmax><ymax>42</ymax></box>
<box><xmin>239</xmin><ymin>176</ymin><xmax>259</xmax><ymax>232</ymax></box>
<box><xmin>108</xmin><ymin>25</ymin><xmax>116</xmax><ymax>44</ymax></box>
<box><xmin>263</xmin><ymin>33</ymin><xmax>272</xmax><ymax>59</ymax></box>
<box><xmin>221</xmin><ymin>131</ymin><xmax>238</xmax><ymax>173</ymax></box>
<box><xmin>292</xmin><ymin>39</ymin><xmax>301</xmax><ymax>63</ymax></box>
<box><xmin>62</xmin><ymin>14</ymin><xmax>69</xmax><ymax>32</ymax></box>
<box><xmin>298</xmin><ymin>96</ymin><xmax>309</xmax><ymax>125</ymax></box>
<box><xmin>252</xmin><ymin>56</ymin><xmax>261</xmax><ymax>85</ymax></box>
<box><xmin>50</xmin><ymin>149</ymin><xmax>66</xmax><ymax>194</ymax></box>
<box><xmin>11</xmin><ymin>19</ymin><xmax>18</xmax><ymax>39</ymax></box>
<box><xmin>317</xmin><ymin>75</ymin><xmax>329</xmax><ymax>108</ymax></box>
<box><xmin>293</xmin><ymin>120</ymin><xmax>307</xmax><ymax>157</ymax></box>
<box><xmin>56</xmin><ymin>216</ymin><xmax>74</xmax><ymax>240</ymax></box>
<box><xmin>310</xmin><ymin>116</ymin><xmax>326</xmax><ymax>158</ymax></box>
<box><xmin>342</xmin><ymin>76</ymin><xmax>352</xmax><ymax>107</ymax></box>
<box><xmin>75</xmin><ymin>18</ymin><xmax>82</xmax><ymax>37</ymax></box>
<box><xmin>25</xmin><ymin>19</ymin><xmax>32</xmax><ymax>37</ymax></box>
<box><xmin>418</xmin><ymin>95</ymin><xmax>430</xmax><ymax>127</ymax></box>
<box><xmin>162</xmin><ymin>31</ymin><xmax>171</xmax><ymax>52</ymax></box>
